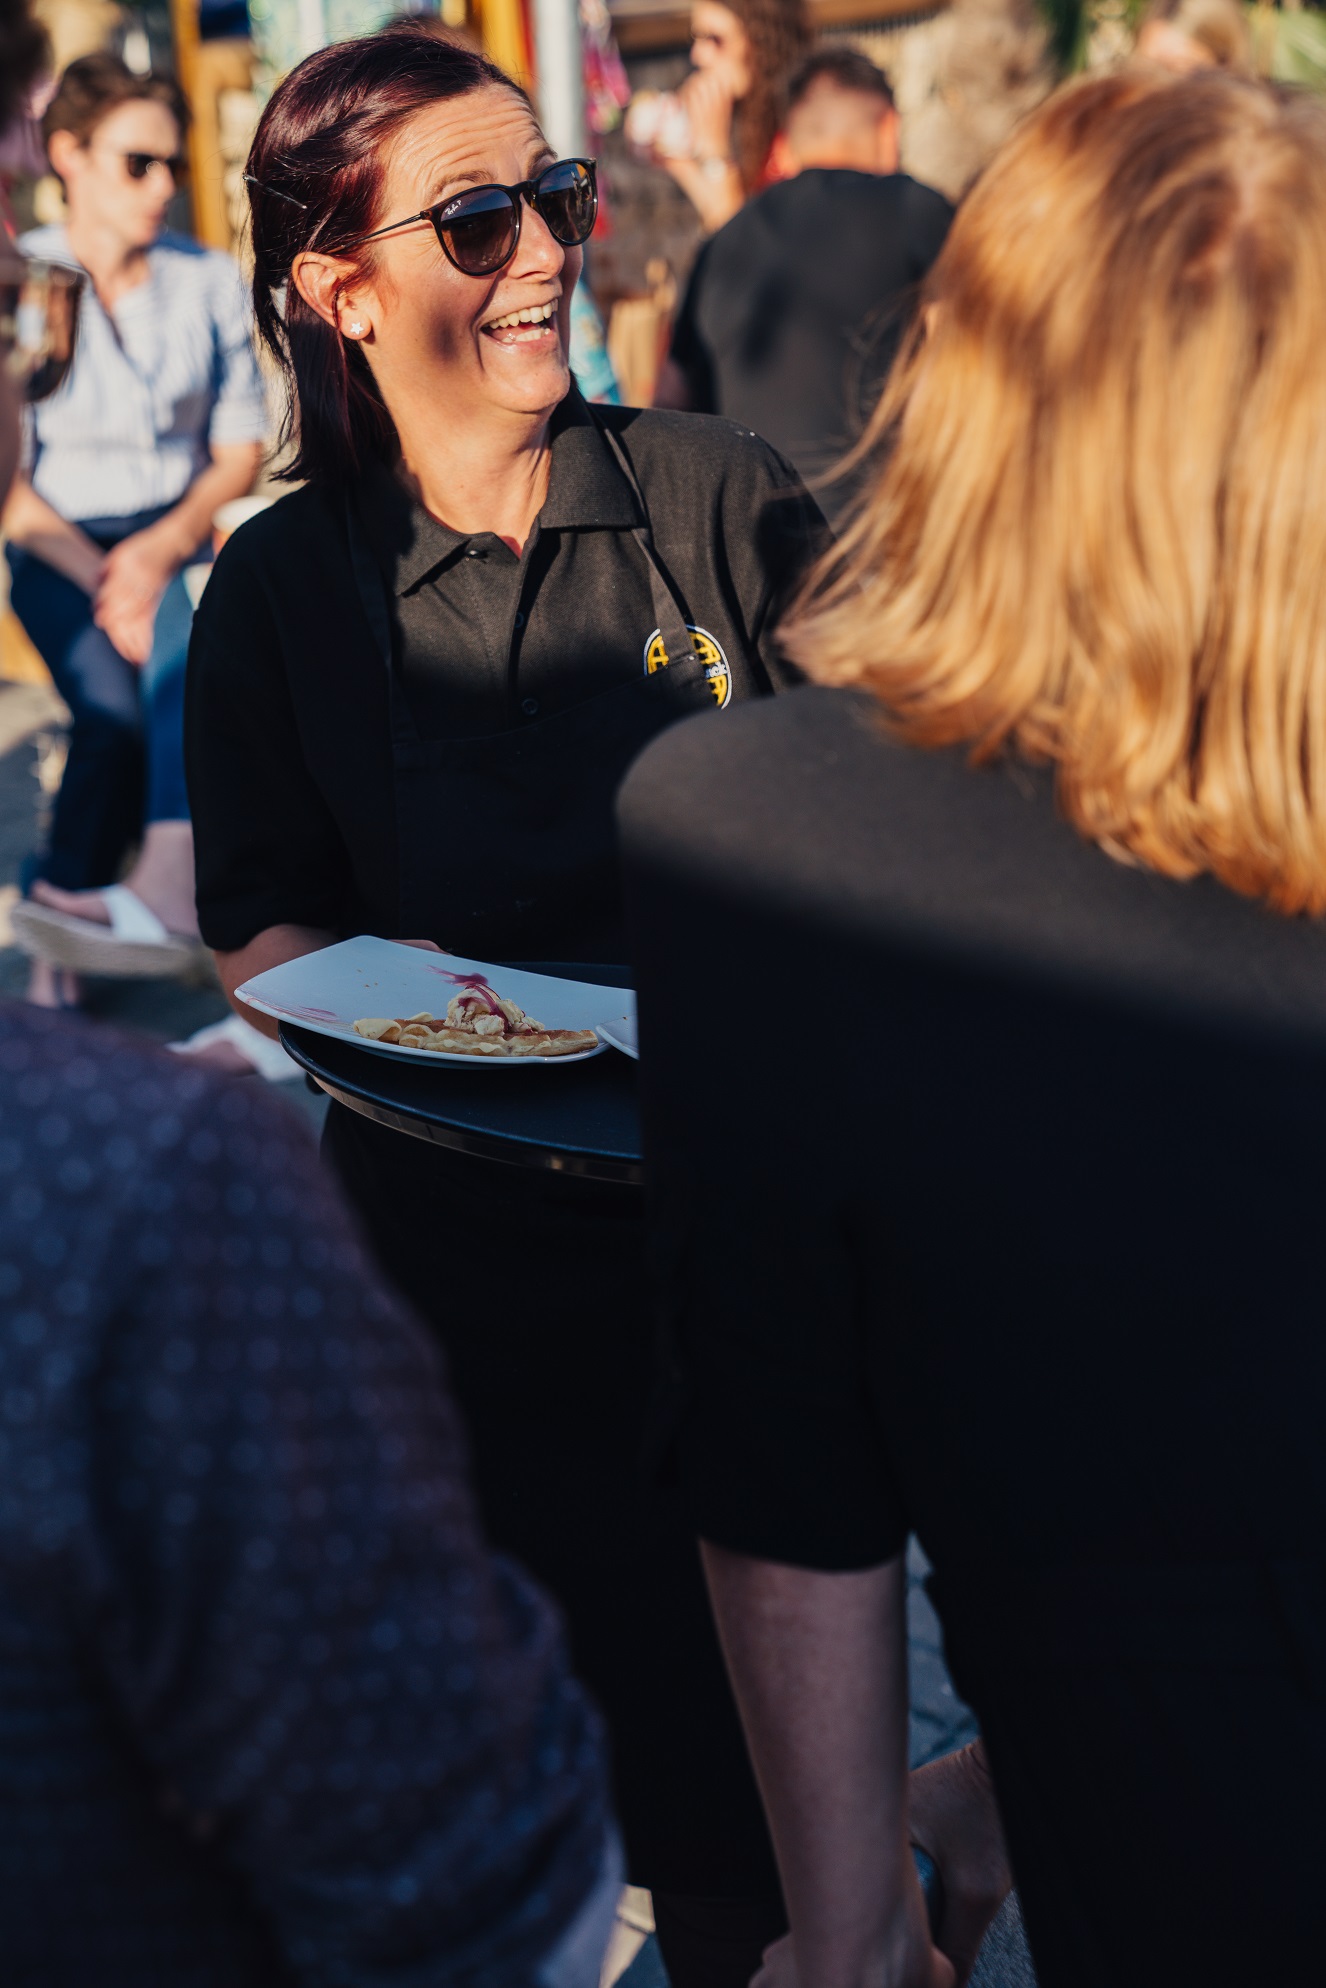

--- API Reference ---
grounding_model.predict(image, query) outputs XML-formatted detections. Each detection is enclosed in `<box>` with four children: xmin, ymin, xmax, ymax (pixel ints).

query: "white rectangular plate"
<box><xmin>595</xmin><ymin>1014</ymin><xmax>638</xmax><ymax>1060</ymax></box>
<box><xmin>236</xmin><ymin>937</ymin><xmax>635</xmax><ymax>1068</ymax></box>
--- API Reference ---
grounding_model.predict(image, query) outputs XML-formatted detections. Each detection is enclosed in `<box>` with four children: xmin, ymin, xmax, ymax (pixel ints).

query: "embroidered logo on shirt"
<box><xmin>643</xmin><ymin>625</ymin><xmax>732</xmax><ymax>708</ymax></box>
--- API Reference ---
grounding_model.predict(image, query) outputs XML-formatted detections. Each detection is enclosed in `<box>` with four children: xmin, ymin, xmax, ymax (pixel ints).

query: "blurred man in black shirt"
<box><xmin>660</xmin><ymin>48</ymin><xmax>952</xmax><ymax>518</ymax></box>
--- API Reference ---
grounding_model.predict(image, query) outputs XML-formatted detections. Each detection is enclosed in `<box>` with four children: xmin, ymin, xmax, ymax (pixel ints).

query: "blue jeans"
<box><xmin>7</xmin><ymin>508</ymin><xmax>199</xmax><ymax>892</ymax></box>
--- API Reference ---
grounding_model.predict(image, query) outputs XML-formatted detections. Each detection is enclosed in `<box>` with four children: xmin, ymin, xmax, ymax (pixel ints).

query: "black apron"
<box><xmin>325</xmin><ymin>432</ymin><xmax>782</xmax><ymax>1898</ymax></box>
<box><xmin>347</xmin><ymin>422</ymin><xmax>720</xmax><ymax>959</ymax></box>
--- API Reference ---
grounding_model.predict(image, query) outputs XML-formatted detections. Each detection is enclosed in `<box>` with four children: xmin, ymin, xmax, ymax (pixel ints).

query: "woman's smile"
<box><xmin>480</xmin><ymin>294</ymin><xmax>561</xmax><ymax>347</ymax></box>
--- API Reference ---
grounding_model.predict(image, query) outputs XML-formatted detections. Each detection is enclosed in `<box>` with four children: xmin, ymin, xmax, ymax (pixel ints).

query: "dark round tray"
<box><xmin>278</xmin><ymin>962</ymin><xmax>642</xmax><ymax>1187</ymax></box>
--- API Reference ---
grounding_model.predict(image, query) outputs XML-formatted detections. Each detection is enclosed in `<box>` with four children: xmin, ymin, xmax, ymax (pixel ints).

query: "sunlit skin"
<box><xmin>1135</xmin><ymin>18</ymin><xmax>1218</xmax><ymax>72</ymax></box>
<box><xmin>293</xmin><ymin>86</ymin><xmax>582</xmax><ymax>552</ymax></box>
<box><xmin>223</xmin><ymin>89</ymin><xmax>585</xmax><ymax>1041</ymax></box>
<box><xmin>48</xmin><ymin>98</ymin><xmax>181</xmax><ymax>270</ymax></box>
<box><xmin>690</xmin><ymin>0</ymin><xmax>753</xmax><ymax>100</ymax></box>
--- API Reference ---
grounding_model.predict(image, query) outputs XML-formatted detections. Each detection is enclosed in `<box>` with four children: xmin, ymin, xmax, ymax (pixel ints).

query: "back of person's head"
<box><xmin>0</xmin><ymin>0</ymin><xmax>48</xmax><ymax>131</ymax></box>
<box><xmin>41</xmin><ymin>50</ymin><xmax>189</xmax><ymax>158</ymax></box>
<box><xmin>772</xmin><ymin>45</ymin><xmax>897</xmax><ymax>174</ymax></box>
<box><xmin>1137</xmin><ymin>0</ymin><xmax>1249</xmax><ymax>74</ymax></box>
<box><xmin>783</xmin><ymin>70</ymin><xmax>1326</xmax><ymax>915</ymax></box>
<box><xmin>246</xmin><ymin>21</ymin><xmax>517</xmax><ymax>484</ymax></box>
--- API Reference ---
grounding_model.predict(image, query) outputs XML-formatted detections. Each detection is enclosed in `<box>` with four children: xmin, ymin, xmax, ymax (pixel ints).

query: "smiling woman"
<box><xmin>185</xmin><ymin>23</ymin><xmax>826</xmax><ymax>1986</ymax></box>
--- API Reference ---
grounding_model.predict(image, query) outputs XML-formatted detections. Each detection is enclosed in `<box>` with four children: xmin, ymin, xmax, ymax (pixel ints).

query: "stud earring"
<box><xmin>348</xmin><ymin>321</ymin><xmax>366</xmax><ymax>336</ymax></box>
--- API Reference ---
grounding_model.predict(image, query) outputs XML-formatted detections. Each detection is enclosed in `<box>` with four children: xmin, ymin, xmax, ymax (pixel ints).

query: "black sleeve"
<box><xmin>88</xmin><ymin>1077</ymin><xmax>613</xmax><ymax>1983</ymax></box>
<box><xmin>716</xmin><ymin>429</ymin><xmax>832</xmax><ymax>691</ymax></box>
<box><xmin>186</xmin><ymin>524</ymin><xmax>352</xmax><ymax>952</ymax></box>
<box><xmin>668</xmin><ymin>243</ymin><xmax>718</xmax><ymax>413</ymax></box>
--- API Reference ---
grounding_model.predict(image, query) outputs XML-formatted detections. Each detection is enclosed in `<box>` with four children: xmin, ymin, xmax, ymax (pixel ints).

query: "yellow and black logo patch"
<box><xmin>643</xmin><ymin>624</ymin><xmax>732</xmax><ymax>708</ymax></box>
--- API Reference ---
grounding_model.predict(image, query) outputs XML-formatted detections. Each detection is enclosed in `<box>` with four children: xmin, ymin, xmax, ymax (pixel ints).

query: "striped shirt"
<box><xmin>19</xmin><ymin>224</ymin><xmax>268</xmax><ymax>522</ymax></box>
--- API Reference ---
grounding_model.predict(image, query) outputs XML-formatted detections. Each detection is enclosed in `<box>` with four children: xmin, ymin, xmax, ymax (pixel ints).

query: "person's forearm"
<box><xmin>701</xmin><ymin>1543</ymin><xmax>935</xmax><ymax>1988</ymax></box>
<box><xmin>216</xmin><ymin>923</ymin><xmax>337</xmax><ymax>1039</ymax></box>
<box><xmin>151</xmin><ymin>442</ymin><xmax>264</xmax><ymax>566</ymax></box>
<box><xmin>2</xmin><ymin>474</ymin><xmax>105</xmax><ymax>592</ymax></box>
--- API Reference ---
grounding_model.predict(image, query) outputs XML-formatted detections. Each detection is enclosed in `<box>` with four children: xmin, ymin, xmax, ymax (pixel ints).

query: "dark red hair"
<box><xmin>247</xmin><ymin>22</ymin><xmax>521</xmax><ymax>484</ymax></box>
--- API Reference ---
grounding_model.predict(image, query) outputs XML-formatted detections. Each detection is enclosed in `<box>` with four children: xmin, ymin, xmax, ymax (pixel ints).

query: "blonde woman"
<box><xmin>622</xmin><ymin>70</ymin><xmax>1326</xmax><ymax>1988</ymax></box>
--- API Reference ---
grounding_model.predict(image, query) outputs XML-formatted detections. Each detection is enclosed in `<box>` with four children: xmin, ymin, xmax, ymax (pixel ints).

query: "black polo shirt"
<box><xmin>670</xmin><ymin>169</ymin><xmax>953</xmax><ymax>509</ymax></box>
<box><xmin>186</xmin><ymin>390</ymin><xmax>824</xmax><ymax>954</ymax></box>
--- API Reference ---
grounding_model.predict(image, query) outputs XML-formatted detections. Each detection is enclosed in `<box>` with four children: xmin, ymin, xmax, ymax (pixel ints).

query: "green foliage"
<box><xmin>1248</xmin><ymin>3</ymin><xmax>1326</xmax><ymax>88</ymax></box>
<box><xmin>1035</xmin><ymin>0</ymin><xmax>1091</xmax><ymax>69</ymax></box>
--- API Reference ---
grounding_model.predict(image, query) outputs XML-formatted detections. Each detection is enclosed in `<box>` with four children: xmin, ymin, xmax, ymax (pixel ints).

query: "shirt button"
<box><xmin>465</xmin><ymin>545</ymin><xmax>485</xmax><ymax>559</ymax></box>
<box><xmin>522</xmin><ymin>697</ymin><xmax>540</xmax><ymax>717</ymax></box>
<box><xmin>514</xmin><ymin>611</ymin><xmax>526</xmax><ymax>629</ymax></box>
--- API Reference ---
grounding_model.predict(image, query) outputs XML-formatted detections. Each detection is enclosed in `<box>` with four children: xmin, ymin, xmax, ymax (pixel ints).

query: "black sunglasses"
<box><xmin>0</xmin><ymin>254</ymin><xmax>83</xmax><ymax>403</ymax></box>
<box><xmin>121</xmin><ymin>150</ymin><xmax>188</xmax><ymax>183</ymax></box>
<box><xmin>353</xmin><ymin>157</ymin><xmax>597</xmax><ymax>276</ymax></box>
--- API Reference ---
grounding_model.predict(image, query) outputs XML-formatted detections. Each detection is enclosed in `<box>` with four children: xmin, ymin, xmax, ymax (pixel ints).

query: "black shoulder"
<box><xmin>223</xmin><ymin>480</ymin><xmax>342</xmax><ymax>562</ymax></box>
<box><xmin>623</xmin><ymin>684</ymin><xmax>869</xmax><ymax>846</ymax></box>
<box><xmin>596</xmin><ymin>403</ymin><xmax>807</xmax><ymax>496</ymax></box>
<box><xmin>895</xmin><ymin>173</ymin><xmax>955</xmax><ymax>243</ymax></box>
<box><xmin>205</xmin><ymin>481</ymin><xmax>347</xmax><ymax>597</ymax></box>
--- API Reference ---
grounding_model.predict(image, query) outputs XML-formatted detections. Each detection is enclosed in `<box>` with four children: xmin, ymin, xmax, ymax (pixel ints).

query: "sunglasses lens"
<box><xmin>123</xmin><ymin>152</ymin><xmax>187</xmax><ymax>183</ymax></box>
<box><xmin>534</xmin><ymin>162</ymin><xmax>597</xmax><ymax>246</ymax></box>
<box><xmin>437</xmin><ymin>185</ymin><xmax>520</xmax><ymax>273</ymax></box>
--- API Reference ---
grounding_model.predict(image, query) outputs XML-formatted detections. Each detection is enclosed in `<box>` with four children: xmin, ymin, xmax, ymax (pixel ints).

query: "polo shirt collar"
<box><xmin>538</xmin><ymin>387</ymin><xmax>643</xmax><ymax>532</ymax></box>
<box><xmin>359</xmin><ymin>385</ymin><xmax>642</xmax><ymax>598</ymax></box>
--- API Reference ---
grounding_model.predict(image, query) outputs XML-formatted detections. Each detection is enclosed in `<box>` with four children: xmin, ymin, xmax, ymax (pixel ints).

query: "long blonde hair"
<box><xmin>783</xmin><ymin>70</ymin><xmax>1326</xmax><ymax>914</ymax></box>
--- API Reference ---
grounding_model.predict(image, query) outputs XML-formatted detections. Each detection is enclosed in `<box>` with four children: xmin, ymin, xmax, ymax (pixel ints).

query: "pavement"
<box><xmin>0</xmin><ymin>674</ymin><xmax>1027</xmax><ymax>1988</ymax></box>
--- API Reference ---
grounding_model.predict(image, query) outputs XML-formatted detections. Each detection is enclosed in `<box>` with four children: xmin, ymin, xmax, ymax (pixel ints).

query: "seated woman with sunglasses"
<box><xmin>186</xmin><ymin>22</ymin><xmax>822</xmax><ymax>1987</ymax></box>
<box><xmin>3</xmin><ymin>53</ymin><xmax>266</xmax><ymax>1009</ymax></box>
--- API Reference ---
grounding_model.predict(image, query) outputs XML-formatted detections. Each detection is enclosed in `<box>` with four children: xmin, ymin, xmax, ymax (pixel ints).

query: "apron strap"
<box><xmin>592</xmin><ymin>415</ymin><xmax>702</xmax><ymax>668</ymax></box>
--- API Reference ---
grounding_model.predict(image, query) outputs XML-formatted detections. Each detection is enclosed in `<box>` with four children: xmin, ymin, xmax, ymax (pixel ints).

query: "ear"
<box><xmin>290</xmin><ymin>250</ymin><xmax>369</xmax><ymax>335</ymax></box>
<box><xmin>46</xmin><ymin>129</ymin><xmax>80</xmax><ymax>182</ymax></box>
<box><xmin>876</xmin><ymin>106</ymin><xmax>900</xmax><ymax>176</ymax></box>
<box><xmin>767</xmin><ymin>131</ymin><xmax>800</xmax><ymax>182</ymax></box>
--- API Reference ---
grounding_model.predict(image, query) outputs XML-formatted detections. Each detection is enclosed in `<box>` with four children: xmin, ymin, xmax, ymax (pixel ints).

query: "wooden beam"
<box><xmin>609</xmin><ymin>0</ymin><xmax>948</xmax><ymax>56</ymax></box>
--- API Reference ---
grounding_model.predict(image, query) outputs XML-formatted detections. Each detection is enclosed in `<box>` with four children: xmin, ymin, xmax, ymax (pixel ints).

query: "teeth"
<box><xmin>487</xmin><ymin>302</ymin><xmax>556</xmax><ymax>331</ymax></box>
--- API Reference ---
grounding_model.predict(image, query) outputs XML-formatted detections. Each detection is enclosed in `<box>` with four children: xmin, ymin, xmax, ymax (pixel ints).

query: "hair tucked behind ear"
<box><xmin>783</xmin><ymin>70</ymin><xmax>1326</xmax><ymax>916</ymax></box>
<box><xmin>246</xmin><ymin>21</ymin><xmax>521</xmax><ymax>485</ymax></box>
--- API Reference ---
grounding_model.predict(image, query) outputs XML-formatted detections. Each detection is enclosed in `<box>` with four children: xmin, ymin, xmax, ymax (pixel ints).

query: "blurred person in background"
<box><xmin>1136</xmin><ymin>0</ymin><xmax>1249</xmax><ymax>73</ymax></box>
<box><xmin>3</xmin><ymin>53</ymin><xmax>266</xmax><ymax>1009</ymax></box>
<box><xmin>659</xmin><ymin>47</ymin><xmax>951</xmax><ymax>515</ymax></box>
<box><xmin>627</xmin><ymin>0</ymin><xmax>810</xmax><ymax>233</ymax></box>
<box><xmin>623</xmin><ymin>68</ymin><xmax>1326</xmax><ymax>1988</ymax></box>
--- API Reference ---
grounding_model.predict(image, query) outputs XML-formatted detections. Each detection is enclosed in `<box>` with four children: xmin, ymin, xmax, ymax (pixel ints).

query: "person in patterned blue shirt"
<box><xmin>0</xmin><ymin>197</ymin><xmax>620</xmax><ymax>1982</ymax></box>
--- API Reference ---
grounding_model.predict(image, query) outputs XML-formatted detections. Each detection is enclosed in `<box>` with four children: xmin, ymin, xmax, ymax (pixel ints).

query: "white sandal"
<box><xmin>11</xmin><ymin>884</ymin><xmax>210</xmax><ymax>980</ymax></box>
<box><xmin>168</xmin><ymin>1012</ymin><xmax>304</xmax><ymax>1082</ymax></box>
